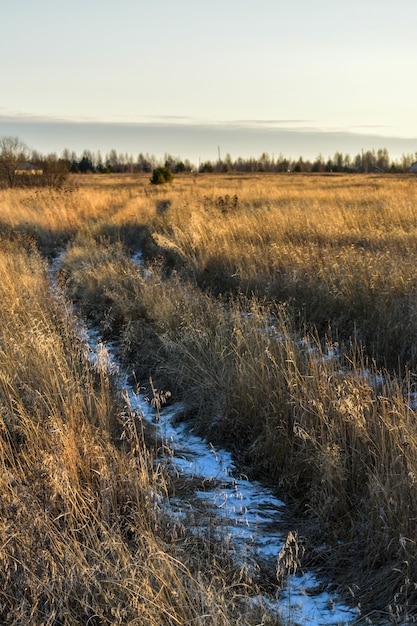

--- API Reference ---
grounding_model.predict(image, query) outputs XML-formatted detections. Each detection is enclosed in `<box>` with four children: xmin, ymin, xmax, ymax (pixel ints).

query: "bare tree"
<box><xmin>0</xmin><ymin>136</ymin><xmax>29</xmax><ymax>187</ymax></box>
<box><xmin>41</xmin><ymin>154</ymin><xmax>70</xmax><ymax>188</ymax></box>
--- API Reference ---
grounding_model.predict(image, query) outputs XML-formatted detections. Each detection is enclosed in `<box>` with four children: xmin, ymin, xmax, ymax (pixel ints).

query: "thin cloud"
<box><xmin>146</xmin><ymin>114</ymin><xmax>195</xmax><ymax>121</ymax></box>
<box><xmin>236</xmin><ymin>119</ymin><xmax>315</xmax><ymax>126</ymax></box>
<box><xmin>0</xmin><ymin>110</ymin><xmax>200</xmax><ymax>126</ymax></box>
<box><xmin>349</xmin><ymin>124</ymin><xmax>395</xmax><ymax>130</ymax></box>
<box><xmin>0</xmin><ymin>109</ymin><xmax>100</xmax><ymax>124</ymax></box>
<box><xmin>0</xmin><ymin>112</ymin><xmax>315</xmax><ymax>130</ymax></box>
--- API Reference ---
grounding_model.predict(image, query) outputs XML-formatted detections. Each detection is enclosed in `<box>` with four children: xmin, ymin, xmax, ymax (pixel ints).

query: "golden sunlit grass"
<box><xmin>0</xmin><ymin>175</ymin><xmax>155</xmax><ymax>254</ymax></box>
<box><xmin>142</xmin><ymin>173</ymin><xmax>417</xmax><ymax>369</ymax></box>
<box><xmin>2</xmin><ymin>172</ymin><xmax>417</xmax><ymax>620</ymax></box>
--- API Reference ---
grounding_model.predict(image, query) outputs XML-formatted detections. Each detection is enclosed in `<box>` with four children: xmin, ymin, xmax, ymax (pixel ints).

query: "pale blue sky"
<box><xmin>1</xmin><ymin>0</ymin><xmax>416</xmax><ymax>162</ymax></box>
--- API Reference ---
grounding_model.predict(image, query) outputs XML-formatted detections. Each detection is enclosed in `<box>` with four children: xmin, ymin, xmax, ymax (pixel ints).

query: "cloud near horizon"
<box><xmin>0</xmin><ymin>112</ymin><xmax>416</xmax><ymax>163</ymax></box>
<box><xmin>0</xmin><ymin>110</ymin><xmax>414</xmax><ymax>140</ymax></box>
<box><xmin>0</xmin><ymin>110</ymin><xmax>314</xmax><ymax>128</ymax></box>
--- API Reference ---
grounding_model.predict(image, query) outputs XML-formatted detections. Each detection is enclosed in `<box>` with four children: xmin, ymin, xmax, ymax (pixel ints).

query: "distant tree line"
<box><xmin>1</xmin><ymin>135</ymin><xmax>417</xmax><ymax>188</ymax></box>
<box><xmin>198</xmin><ymin>148</ymin><xmax>417</xmax><ymax>174</ymax></box>
<box><xmin>61</xmin><ymin>149</ymin><xmax>193</xmax><ymax>175</ymax></box>
<box><xmin>60</xmin><ymin>147</ymin><xmax>417</xmax><ymax>176</ymax></box>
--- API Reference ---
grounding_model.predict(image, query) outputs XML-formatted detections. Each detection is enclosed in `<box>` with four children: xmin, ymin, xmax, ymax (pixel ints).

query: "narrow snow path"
<box><xmin>50</xmin><ymin>252</ymin><xmax>359</xmax><ymax>625</ymax></box>
<box><xmin>85</xmin><ymin>331</ymin><xmax>358</xmax><ymax>625</ymax></box>
<box><xmin>133</xmin><ymin>393</ymin><xmax>357</xmax><ymax>625</ymax></box>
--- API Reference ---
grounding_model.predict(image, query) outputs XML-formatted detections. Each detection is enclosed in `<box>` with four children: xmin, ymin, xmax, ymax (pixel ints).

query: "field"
<box><xmin>1</xmin><ymin>171</ymin><xmax>417</xmax><ymax>623</ymax></box>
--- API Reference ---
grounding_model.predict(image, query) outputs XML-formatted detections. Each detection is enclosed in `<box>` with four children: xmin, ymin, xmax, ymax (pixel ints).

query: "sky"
<box><xmin>1</xmin><ymin>0</ymin><xmax>417</xmax><ymax>164</ymax></box>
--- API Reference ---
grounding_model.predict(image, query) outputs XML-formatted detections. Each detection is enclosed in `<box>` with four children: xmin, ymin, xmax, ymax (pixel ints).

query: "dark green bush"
<box><xmin>150</xmin><ymin>166</ymin><xmax>174</xmax><ymax>185</ymax></box>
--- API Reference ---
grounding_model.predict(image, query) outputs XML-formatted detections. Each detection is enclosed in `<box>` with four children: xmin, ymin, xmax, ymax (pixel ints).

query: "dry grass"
<box><xmin>146</xmin><ymin>173</ymin><xmax>417</xmax><ymax>368</ymax></box>
<box><xmin>3</xmin><ymin>172</ymin><xmax>417</xmax><ymax>620</ymax></box>
<box><xmin>61</xmin><ymin>237</ymin><xmax>417</xmax><ymax>615</ymax></box>
<box><xmin>0</xmin><ymin>238</ymin><xmax>277</xmax><ymax>625</ymax></box>
<box><xmin>0</xmin><ymin>175</ymin><xmax>155</xmax><ymax>255</ymax></box>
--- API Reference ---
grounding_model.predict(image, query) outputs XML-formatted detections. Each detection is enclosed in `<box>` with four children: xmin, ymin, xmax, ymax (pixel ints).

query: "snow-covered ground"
<box><xmin>137</xmin><ymin>396</ymin><xmax>358</xmax><ymax>625</ymax></box>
